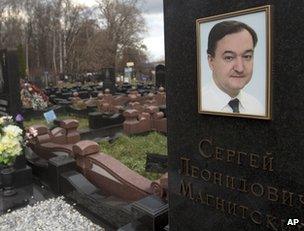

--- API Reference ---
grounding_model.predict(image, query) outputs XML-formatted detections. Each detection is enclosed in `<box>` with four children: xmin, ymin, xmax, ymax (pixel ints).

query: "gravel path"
<box><xmin>0</xmin><ymin>197</ymin><xmax>104</xmax><ymax>231</ymax></box>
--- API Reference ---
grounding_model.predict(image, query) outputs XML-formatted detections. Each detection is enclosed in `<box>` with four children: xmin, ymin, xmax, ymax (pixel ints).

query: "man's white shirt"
<box><xmin>201</xmin><ymin>78</ymin><xmax>265</xmax><ymax>116</ymax></box>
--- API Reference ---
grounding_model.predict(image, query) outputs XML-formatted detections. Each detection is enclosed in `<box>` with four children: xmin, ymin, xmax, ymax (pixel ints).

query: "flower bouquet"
<box><xmin>0</xmin><ymin>115</ymin><xmax>37</xmax><ymax>196</ymax></box>
<box><xmin>0</xmin><ymin>115</ymin><xmax>38</xmax><ymax>165</ymax></box>
<box><xmin>0</xmin><ymin>116</ymin><xmax>24</xmax><ymax>165</ymax></box>
<box><xmin>31</xmin><ymin>93</ymin><xmax>48</xmax><ymax>111</ymax></box>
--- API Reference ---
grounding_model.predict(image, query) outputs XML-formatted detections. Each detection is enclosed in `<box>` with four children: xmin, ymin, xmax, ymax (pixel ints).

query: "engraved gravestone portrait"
<box><xmin>196</xmin><ymin>6</ymin><xmax>272</xmax><ymax>120</ymax></box>
<box><xmin>165</xmin><ymin>1</ymin><xmax>304</xmax><ymax>230</ymax></box>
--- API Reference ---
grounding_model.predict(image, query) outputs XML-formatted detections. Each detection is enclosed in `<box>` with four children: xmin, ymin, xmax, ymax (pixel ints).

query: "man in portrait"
<box><xmin>202</xmin><ymin>20</ymin><xmax>265</xmax><ymax>116</ymax></box>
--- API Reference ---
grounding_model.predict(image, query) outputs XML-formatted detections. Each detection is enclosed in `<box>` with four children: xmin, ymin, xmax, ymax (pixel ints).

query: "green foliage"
<box><xmin>99</xmin><ymin>132</ymin><xmax>167</xmax><ymax>181</ymax></box>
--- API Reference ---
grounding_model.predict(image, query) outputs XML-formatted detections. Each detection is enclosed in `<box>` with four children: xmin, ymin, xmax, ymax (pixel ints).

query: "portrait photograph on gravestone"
<box><xmin>197</xmin><ymin>5</ymin><xmax>272</xmax><ymax>119</ymax></box>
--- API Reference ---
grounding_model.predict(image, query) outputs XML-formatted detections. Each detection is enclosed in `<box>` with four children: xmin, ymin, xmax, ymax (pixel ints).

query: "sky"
<box><xmin>72</xmin><ymin>0</ymin><xmax>164</xmax><ymax>62</ymax></box>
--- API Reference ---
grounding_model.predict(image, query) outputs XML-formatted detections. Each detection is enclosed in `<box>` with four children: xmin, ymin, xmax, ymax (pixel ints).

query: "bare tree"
<box><xmin>61</xmin><ymin>1</ymin><xmax>87</xmax><ymax>74</ymax></box>
<box><xmin>0</xmin><ymin>0</ymin><xmax>25</xmax><ymax>49</ymax></box>
<box><xmin>0</xmin><ymin>0</ymin><xmax>148</xmax><ymax>79</ymax></box>
<box><xmin>95</xmin><ymin>0</ymin><xmax>146</xmax><ymax>67</ymax></box>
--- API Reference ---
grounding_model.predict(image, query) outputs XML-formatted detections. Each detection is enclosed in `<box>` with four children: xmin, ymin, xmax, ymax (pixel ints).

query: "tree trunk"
<box><xmin>25</xmin><ymin>37</ymin><xmax>29</xmax><ymax>76</ymax></box>
<box><xmin>59</xmin><ymin>30</ymin><xmax>63</xmax><ymax>74</ymax></box>
<box><xmin>63</xmin><ymin>31</ymin><xmax>66</xmax><ymax>74</ymax></box>
<box><xmin>53</xmin><ymin>30</ymin><xmax>57</xmax><ymax>74</ymax></box>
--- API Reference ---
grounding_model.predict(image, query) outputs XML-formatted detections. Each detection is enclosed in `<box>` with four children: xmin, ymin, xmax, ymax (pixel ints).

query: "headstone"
<box><xmin>119</xmin><ymin>195</ymin><xmax>168</xmax><ymax>231</ymax></box>
<box><xmin>155</xmin><ymin>65</ymin><xmax>166</xmax><ymax>88</ymax></box>
<box><xmin>102</xmin><ymin>68</ymin><xmax>116</xmax><ymax>93</ymax></box>
<box><xmin>0</xmin><ymin>49</ymin><xmax>21</xmax><ymax>117</ymax></box>
<box><xmin>145</xmin><ymin>153</ymin><xmax>168</xmax><ymax>173</ymax></box>
<box><xmin>165</xmin><ymin>1</ymin><xmax>304</xmax><ymax>231</ymax></box>
<box><xmin>88</xmin><ymin>112</ymin><xmax>124</xmax><ymax>129</ymax></box>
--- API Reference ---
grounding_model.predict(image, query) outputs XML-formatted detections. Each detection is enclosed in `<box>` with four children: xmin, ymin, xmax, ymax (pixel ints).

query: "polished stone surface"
<box><xmin>0</xmin><ymin>165</ymin><xmax>32</xmax><ymax>189</ymax></box>
<box><xmin>48</xmin><ymin>156</ymin><xmax>76</xmax><ymax>194</ymax></box>
<box><xmin>0</xmin><ymin>180</ymin><xmax>53</xmax><ymax>215</ymax></box>
<box><xmin>145</xmin><ymin>153</ymin><xmax>168</xmax><ymax>173</ymax></box>
<box><xmin>131</xmin><ymin>195</ymin><xmax>168</xmax><ymax>231</ymax></box>
<box><xmin>0</xmin><ymin>49</ymin><xmax>21</xmax><ymax>117</ymax></box>
<box><xmin>61</xmin><ymin>170</ymin><xmax>132</xmax><ymax>230</ymax></box>
<box><xmin>165</xmin><ymin>1</ymin><xmax>304</xmax><ymax>230</ymax></box>
<box><xmin>88</xmin><ymin>112</ymin><xmax>124</xmax><ymax>130</ymax></box>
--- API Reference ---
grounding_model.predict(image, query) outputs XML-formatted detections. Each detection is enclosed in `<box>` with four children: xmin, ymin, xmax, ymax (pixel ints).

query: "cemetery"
<box><xmin>0</xmin><ymin>47</ymin><xmax>168</xmax><ymax>230</ymax></box>
<box><xmin>1</xmin><ymin>0</ymin><xmax>304</xmax><ymax>231</ymax></box>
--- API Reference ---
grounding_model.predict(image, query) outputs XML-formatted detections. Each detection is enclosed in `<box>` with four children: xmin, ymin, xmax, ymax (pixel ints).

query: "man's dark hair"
<box><xmin>207</xmin><ymin>20</ymin><xmax>258</xmax><ymax>57</ymax></box>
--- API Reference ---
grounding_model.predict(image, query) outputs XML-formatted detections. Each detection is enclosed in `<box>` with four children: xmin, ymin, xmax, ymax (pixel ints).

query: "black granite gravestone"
<box><xmin>0</xmin><ymin>50</ymin><xmax>32</xmax><ymax>194</ymax></box>
<box><xmin>155</xmin><ymin>64</ymin><xmax>166</xmax><ymax>88</ymax></box>
<box><xmin>118</xmin><ymin>195</ymin><xmax>168</xmax><ymax>231</ymax></box>
<box><xmin>102</xmin><ymin>68</ymin><xmax>116</xmax><ymax>93</ymax></box>
<box><xmin>48</xmin><ymin>156</ymin><xmax>76</xmax><ymax>194</ymax></box>
<box><xmin>88</xmin><ymin>112</ymin><xmax>124</xmax><ymax>129</ymax></box>
<box><xmin>145</xmin><ymin>153</ymin><xmax>168</xmax><ymax>173</ymax></box>
<box><xmin>165</xmin><ymin>1</ymin><xmax>304</xmax><ymax>231</ymax></box>
<box><xmin>0</xmin><ymin>49</ymin><xmax>21</xmax><ymax>117</ymax></box>
<box><xmin>131</xmin><ymin>195</ymin><xmax>168</xmax><ymax>231</ymax></box>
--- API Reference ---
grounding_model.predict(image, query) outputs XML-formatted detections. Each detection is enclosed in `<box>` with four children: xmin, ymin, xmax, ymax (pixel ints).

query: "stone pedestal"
<box><xmin>14</xmin><ymin>166</ymin><xmax>32</xmax><ymax>188</ymax></box>
<box><xmin>118</xmin><ymin>195</ymin><xmax>168</xmax><ymax>231</ymax></box>
<box><xmin>131</xmin><ymin>195</ymin><xmax>168</xmax><ymax>231</ymax></box>
<box><xmin>0</xmin><ymin>165</ymin><xmax>32</xmax><ymax>189</ymax></box>
<box><xmin>48</xmin><ymin>156</ymin><xmax>76</xmax><ymax>194</ymax></box>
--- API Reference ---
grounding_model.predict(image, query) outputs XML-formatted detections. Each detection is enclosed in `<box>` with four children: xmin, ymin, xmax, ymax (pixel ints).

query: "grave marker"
<box><xmin>155</xmin><ymin>64</ymin><xmax>166</xmax><ymax>88</ymax></box>
<box><xmin>165</xmin><ymin>1</ymin><xmax>304</xmax><ymax>230</ymax></box>
<box><xmin>0</xmin><ymin>49</ymin><xmax>21</xmax><ymax>117</ymax></box>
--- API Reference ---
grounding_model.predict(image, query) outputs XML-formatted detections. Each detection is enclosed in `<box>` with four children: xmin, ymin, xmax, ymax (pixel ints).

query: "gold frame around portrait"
<box><xmin>196</xmin><ymin>5</ymin><xmax>272</xmax><ymax>120</ymax></box>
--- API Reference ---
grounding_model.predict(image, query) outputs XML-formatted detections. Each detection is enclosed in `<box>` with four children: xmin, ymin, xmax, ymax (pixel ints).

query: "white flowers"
<box><xmin>0</xmin><ymin>135</ymin><xmax>22</xmax><ymax>158</ymax></box>
<box><xmin>0</xmin><ymin>117</ymin><xmax>25</xmax><ymax>165</ymax></box>
<box><xmin>0</xmin><ymin>116</ymin><xmax>12</xmax><ymax>125</ymax></box>
<box><xmin>32</xmin><ymin>93</ymin><xmax>48</xmax><ymax>110</ymax></box>
<box><xmin>2</xmin><ymin>125</ymin><xmax>23</xmax><ymax>139</ymax></box>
